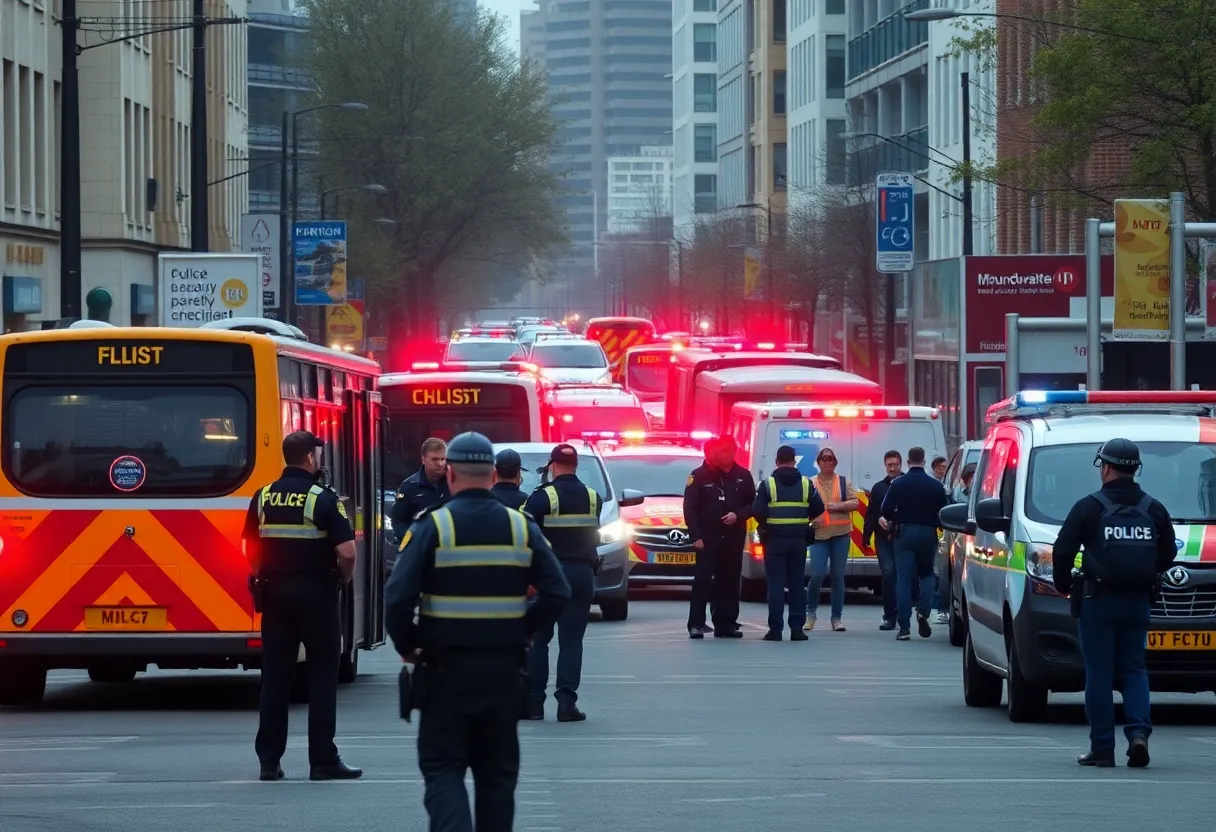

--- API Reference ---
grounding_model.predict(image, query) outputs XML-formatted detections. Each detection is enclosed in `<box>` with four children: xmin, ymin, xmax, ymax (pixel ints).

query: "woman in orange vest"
<box><xmin>806</xmin><ymin>447</ymin><xmax>859</xmax><ymax>631</ymax></box>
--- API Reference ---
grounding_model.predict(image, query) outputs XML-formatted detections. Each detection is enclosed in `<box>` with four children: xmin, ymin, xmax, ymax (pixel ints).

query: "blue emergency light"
<box><xmin>988</xmin><ymin>389</ymin><xmax>1216</xmax><ymax>424</ymax></box>
<box><xmin>780</xmin><ymin>429</ymin><xmax>830</xmax><ymax>441</ymax></box>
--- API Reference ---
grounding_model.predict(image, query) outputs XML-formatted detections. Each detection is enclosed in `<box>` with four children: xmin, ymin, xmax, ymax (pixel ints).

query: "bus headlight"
<box><xmin>599</xmin><ymin>519</ymin><xmax>629</xmax><ymax>545</ymax></box>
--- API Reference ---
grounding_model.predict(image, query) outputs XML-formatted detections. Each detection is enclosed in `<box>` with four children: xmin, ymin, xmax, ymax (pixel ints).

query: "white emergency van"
<box><xmin>727</xmin><ymin>402</ymin><xmax>947</xmax><ymax>602</ymax></box>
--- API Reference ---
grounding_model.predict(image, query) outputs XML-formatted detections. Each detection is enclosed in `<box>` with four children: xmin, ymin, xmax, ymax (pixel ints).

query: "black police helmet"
<box><xmin>1095</xmin><ymin>437</ymin><xmax>1141</xmax><ymax>473</ymax></box>
<box><xmin>445</xmin><ymin>432</ymin><xmax>496</xmax><ymax>465</ymax></box>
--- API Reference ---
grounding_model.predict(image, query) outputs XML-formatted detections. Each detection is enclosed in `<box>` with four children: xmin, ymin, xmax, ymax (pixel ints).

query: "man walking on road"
<box><xmin>684</xmin><ymin>436</ymin><xmax>756</xmax><ymax>639</ymax></box>
<box><xmin>879</xmin><ymin>447</ymin><xmax>947</xmax><ymax>641</ymax></box>
<box><xmin>752</xmin><ymin>445</ymin><xmax>825</xmax><ymax>641</ymax></box>
<box><xmin>863</xmin><ymin>450</ymin><xmax>902</xmax><ymax>631</ymax></box>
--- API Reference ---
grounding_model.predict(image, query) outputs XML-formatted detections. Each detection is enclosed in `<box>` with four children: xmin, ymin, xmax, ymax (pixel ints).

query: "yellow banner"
<box><xmin>743</xmin><ymin>248</ymin><xmax>761</xmax><ymax>300</ymax></box>
<box><xmin>1113</xmin><ymin>198</ymin><xmax>1171</xmax><ymax>340</ymax></box>
<box><xmin>325</xmin><ymin>301</ymin><xmax>364</xmax><ymax>348</ymax></box>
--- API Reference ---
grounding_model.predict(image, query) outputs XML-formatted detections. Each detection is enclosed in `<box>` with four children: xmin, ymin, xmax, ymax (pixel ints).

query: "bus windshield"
<box><xmin>626</xmin><ymin>357</ymin><xmax>668</xmax><ymax>395</ymax></box>
<box><xmin>1027</xmin><ymin>442</ymin><xmax>1216</xmax><ymax>525</ymax></box>
<box><xmin>382</xmin><ymin>382</ymin><xmax>534</xmax><ymax>484</ymax></box>
<box><xmin>5</xmin><ymin>385</ymin><xmax>252</xmax><ymax>497</ymax></box>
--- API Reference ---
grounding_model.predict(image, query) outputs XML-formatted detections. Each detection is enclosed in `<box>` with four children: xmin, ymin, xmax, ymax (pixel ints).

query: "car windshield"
<box><xmin>530</xmin><ymin>343</ymin><xmax>607</xmax><ymax>369</ymax></box>
<box><xmin>518</xmin><ymin>327</ymin><xmax>562</xmax><ymax>345</ymax></box>
<box><xmin>1027</xmin><ymin>442</ymin><xmax>1216</xmax><ymax>525</ymax></box>
<box><xmin>445</xmin><ymin>340</ymin><xmax>523</xmax><ymax>362</ymax></box>
<box><xmin>507</xmin><ymin>451</ymin><xmax>612</xmax><ymax>500</ymax></box>
<box><xmin>604</xmin><ymin>456</ymin><xmax>697</xmax><ymax>497</ymax></box>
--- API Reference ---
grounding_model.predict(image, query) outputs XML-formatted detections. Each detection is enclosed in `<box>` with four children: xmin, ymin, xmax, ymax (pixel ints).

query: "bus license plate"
<box><xmin>84</xmin><ymin>607</ymin><xmax>167</xmax><ymax>630</ymax></box>
<box><xmin>1147</xmin><ymin>631</ymin><xmax>1215</xmax><ymax>651</ymax></box>
<box><xmin>655</xmin><ymin>552</ymin><xmax>695</xmax><ymax>565</ymax></box>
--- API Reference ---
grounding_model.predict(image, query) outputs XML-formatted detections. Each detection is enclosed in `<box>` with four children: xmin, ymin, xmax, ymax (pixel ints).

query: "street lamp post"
<box><xmin>278</xmin><ymin>102</ymin><xmax>368</xmax><ymax>327</ymax></box>
<box><xmin>318</xmin><ymin>182</ymin><xmax>388</xmax><ymax>220</ymax></box>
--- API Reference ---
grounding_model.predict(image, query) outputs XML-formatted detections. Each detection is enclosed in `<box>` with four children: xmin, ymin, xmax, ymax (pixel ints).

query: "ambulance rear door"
<box><xmin>850</xmin><ymin>416</ymin><xmax>947</xmax><ymax>493</ymax></box>
<box><xmin>760</xmin><ymin>418</ymin><xmax>853</xmax><ymax>483</ymax></box>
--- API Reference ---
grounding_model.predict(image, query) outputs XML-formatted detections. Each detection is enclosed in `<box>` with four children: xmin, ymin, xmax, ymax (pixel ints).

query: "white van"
<box><xmin>727</xmin><ymin>401</ymin><xmax>947</xmax><ymax>602</ymax></box>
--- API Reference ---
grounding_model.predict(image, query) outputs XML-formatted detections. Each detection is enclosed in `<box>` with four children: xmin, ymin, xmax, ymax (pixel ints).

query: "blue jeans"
<box><xmin>875</xmin><ymin>537</ymin><xmax>896</xmax><ymax>622</ymax></box>
<box><xmin>528</xmin><ymin>560</ymin><xmax>595</xmax><ymax>707</ymax></box>
<box><xmin>808</xmin><ymin>534</ymin><xmax>850</xmax><ymax>621</ymax></box>
<box><xmin>1077</xmin><ymin>593</ymin><xmax>1152</xmax><ymax>753</ymax></box>
<box><xmin>934</xmin><ymin>573</ymin><xmax>946</xmax><ymax>611</ymax></box>
<box><xmin>763</xmin><ymin>541</ymin><xmax>808</xmax><ymax>632</ymax></box>
<box><xmin>895</xmin><ymin>524</ymin><xmax>936</xmax><ymax>631</ymax></box>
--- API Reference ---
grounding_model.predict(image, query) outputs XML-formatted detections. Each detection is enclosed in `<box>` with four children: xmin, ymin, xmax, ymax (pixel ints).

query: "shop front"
<box><xmin>0</xmin><ymin>238</ymin><xmax>57</xmax><ymax>332</ymax></box>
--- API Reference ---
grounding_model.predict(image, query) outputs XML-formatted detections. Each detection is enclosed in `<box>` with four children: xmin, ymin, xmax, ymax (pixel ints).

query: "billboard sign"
<box><xmin>157</xmin><ymin>253</ymin><xmax>261</xmax><ymax>326</ymax></box>
<box><xmin>293</xmin><ymin>221</ymin><xmax>348</xmax><ymax>306</ymax></box>
<box><xmin>875</xmin><ymin>172</ymin><xmax>915</xmax><ymax>274</ymax></box>
<box><xmin>240</xmin><ymin>213</ymin><xmax>280</xmax><ymax>310</ymax></box>
<box><xmin>1112</xmin><ymin>198</ymin><xmax>1171</xmax><ymax>341</ymax></box>
<box><xmin>963</xmin><ymin>254</ymin><xmax>1113</xmax><ymax>354</ymax></box>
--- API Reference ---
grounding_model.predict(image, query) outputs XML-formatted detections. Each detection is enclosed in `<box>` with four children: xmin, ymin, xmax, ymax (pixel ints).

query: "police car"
<box><xmin>939</xmin><ymin>390</ymin><xmax>1216</xmax><ymax>723</ymax></box>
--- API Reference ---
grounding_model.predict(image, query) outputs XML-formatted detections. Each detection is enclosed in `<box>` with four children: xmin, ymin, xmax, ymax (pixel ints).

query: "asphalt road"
<box><xmin>4</xmin><ymin>591</ymin><xmax>1216</xmax><ymax>831</ymax></box>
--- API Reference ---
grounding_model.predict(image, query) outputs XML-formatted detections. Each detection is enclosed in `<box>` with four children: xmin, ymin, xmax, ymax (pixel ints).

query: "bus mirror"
<box><xmin>619</xmin><ymin>489</ymin><xmax>645</xmax><ymax>507</ymax></box>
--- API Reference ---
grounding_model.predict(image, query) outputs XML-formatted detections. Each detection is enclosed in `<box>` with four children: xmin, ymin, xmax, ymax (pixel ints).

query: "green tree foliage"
<box><xmin>300</xmin><ymin>0</ymin><xmax>568</xmax><ymax>333</ymax></box>
<box><xmin>956</xmin><ymin>0</ymin><xmax>1216</xmax><ymax>219</ymax></box>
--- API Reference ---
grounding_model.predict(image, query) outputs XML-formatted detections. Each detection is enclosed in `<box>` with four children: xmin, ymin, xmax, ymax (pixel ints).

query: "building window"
<box><xmin>773</xmin><ymin>70</ymin><xmax>786</xmax><ymax>115</ymax></box>
<box><xmin>694</xmin><ymin>0</ymin><xmax>717</xmax><ymax>10</ymax></box>
<box><xmin>773</xmin><ymin>143</ymin><xmax>787</xmax><ymax>190</ymax></box>
<box><xmin>694</xmin><ymin>74</ymin><xmax>717</xmax><ymax>112</ymax></box>
<box><xmin>826</xmin><ymin>34</ymin><xmax>845</xmax><ymax>98</ymax></box>
<box><xmin>694</xmin><ymin>124</ymin><xmax>717</xmax><ymax>162</ymax></box>
<box><xmin>694</xmin><ymin>173</ymin><xmax>717</xmax><ymax>213</ymax></box>
<box><xmin>826</xmin><ymin>0</ymin><xmax>844</xmax><ymax>12</ymax></box>
<box><xmin>825</xmin><ymin>119</ymin><xmax>846</xmax><ymax>185</ymax></box>
<box><xmin>772</xmin><ymin>0</ymin><xmax>786</xmax><ymax>43</ymax></box>
<box><xmin>693</xmin><ymin>24</ymin><xmax>717</xmax><ymax>62</ymax></box>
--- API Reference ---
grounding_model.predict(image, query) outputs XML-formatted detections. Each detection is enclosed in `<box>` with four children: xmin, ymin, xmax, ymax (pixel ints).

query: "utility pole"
<box><xmin>191</xmin><ymin>0</ymin><xmax>209</xmax><ymax>251</ymax></box>
<box><xmin>60</xmin><ymin>0</ymin><xmax>82</xmax><ymax>319</ymax></box>
<box><xmin>961</xmin><ymin>71</ymin><xmax>974</xmax><ymax>256</ymax></box>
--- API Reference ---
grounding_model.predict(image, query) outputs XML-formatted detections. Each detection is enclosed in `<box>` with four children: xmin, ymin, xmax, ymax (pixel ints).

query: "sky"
<box><xmin>483</xmin><ymin>0</ymin><xmax>530</xmax><ymax>54</ymax></box>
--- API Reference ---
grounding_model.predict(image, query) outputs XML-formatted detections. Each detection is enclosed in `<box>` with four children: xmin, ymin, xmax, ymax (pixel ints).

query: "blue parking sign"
<box><xmin>875</xmin><ymin>172</ymin><xmax>915</xmax><ymax>274</ymax></box>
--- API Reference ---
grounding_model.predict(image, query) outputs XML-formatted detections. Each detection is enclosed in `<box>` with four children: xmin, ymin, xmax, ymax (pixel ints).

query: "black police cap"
<box><xmin>495</xmin><ymin>448</ymin><xmax>522</xmax><ymax>472</ymax></box>
<box><xmin>283</xmin><ymin>430</ymin><xmax>323</xmax><ymax>464</ymax></box>
<box><xmin>446</xmin><ymin>432</ymin><xmax>496</xmax><ymax>465</ymax></box>
<box><xmin>1096</xmin><ymin>437</ymin><xmax>1141</xmax><ymax>471</ymax></box>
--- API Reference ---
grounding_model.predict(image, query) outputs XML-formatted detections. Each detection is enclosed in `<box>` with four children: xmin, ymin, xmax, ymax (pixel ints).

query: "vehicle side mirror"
<box><xmin>619</xmin><ymin>488</ymin><xmax>645</xmax><ymax>507</ymax></box>
<box><xmin>974</xmin><ymin>497</ymin><xmax>1010</xmax><ymax>535</ymax></box>
<box><xmin>938</xmin><ymin>503</ymin><xmax>973</xmax><ymax>535</ymax></box>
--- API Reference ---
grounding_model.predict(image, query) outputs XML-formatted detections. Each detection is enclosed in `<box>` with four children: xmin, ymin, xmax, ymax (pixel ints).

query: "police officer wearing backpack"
<box><xmin>385</xmin><ymin>432</ymin><xmax>571</xmax><ymax>831</ymax></box>
<box><xmin>751</xmin><ymin>445</ymin><xmax>826</xmax><ymax>641</ymax></box>
<box><xmin>1052</xmin><ymin>438</ymin><xmax>1176</xmax><ymax>769</ymax></box>
<box><xmin>524</xmin><ymin>443</ymin><xmax>602</xmax><ymax>722</ymax></box>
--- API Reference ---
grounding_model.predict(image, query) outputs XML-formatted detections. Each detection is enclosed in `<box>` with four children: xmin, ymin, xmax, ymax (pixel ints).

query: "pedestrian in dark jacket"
<box><xmin>879</xmin><ymin>446</ymin><xmax>948</xmax><ymax>641</ymax></box>
<box><xmin>491</xmin><ymin>449</ymin><xmax>529</xmax><ymax>509</ymax></box>
<box><xmin>752</xmin><ymin>445</ymin><xmax>825</xmax><ymax>640</ymax></box>
<box><xmin>862</xmin><ymin>450</ymin><xmax>902</xmax><ymax>630</ymax></box>
<box><xmin>390</xmin><ymin>437</ymin><xmax>451</xmax><ymax>537</ymax></box>
<box><xmin>683</xmin><ymin>436</ymin><xmax>756</xmax><ymax>639</ymax></box>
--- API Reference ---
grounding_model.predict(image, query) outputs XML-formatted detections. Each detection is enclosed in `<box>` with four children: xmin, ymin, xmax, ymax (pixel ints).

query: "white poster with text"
<box><xmin>158</xmin><ymin>253</ymin><xmax>262</xmax><ymax>326</ymax></box>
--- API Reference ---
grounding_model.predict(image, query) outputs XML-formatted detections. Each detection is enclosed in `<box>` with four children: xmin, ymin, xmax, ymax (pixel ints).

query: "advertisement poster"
<box><xmin>294</xmin><ymin>221</ymin><xmax>348</xmax><ymax>306</ymax></box>
<box><xmin>742</xmin><ymin>248</ymin><xmax>762</xmax><ymax>300</ymax></box>
<box><xmin>1112</xmin><ymin>198</ymin><xmax>1171</xmax><ymax>341</ymax></box>
<box><xmin>157</xmin><ymin>253</ymin><xmax>261</xmax><ymax>326</ymax></box>
<box><xmin>325</xmin><ymin>300</ymin><xmax>365</xmax><ymax>350</ymax></box>
<box><xmin>962</xmin><ymin>254</ymin><xmax>1113</xmax><ymax>355</ymax></box>
<box><xmin>240</xmin><ymin>213</ymin><xmax>280</xmax><ymax>310</ymax></box>
<box><xmin>1203</xmin><ymin>240</ymin><xmax>1216</xmax><ymax>340</ymax></box>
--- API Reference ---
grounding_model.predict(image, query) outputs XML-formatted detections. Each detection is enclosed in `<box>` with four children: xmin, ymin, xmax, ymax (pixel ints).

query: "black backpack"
<box><xmin>1085</xmin><ymin>492</ymin><xmax>1160</xmax><ymax>590</ymax></box>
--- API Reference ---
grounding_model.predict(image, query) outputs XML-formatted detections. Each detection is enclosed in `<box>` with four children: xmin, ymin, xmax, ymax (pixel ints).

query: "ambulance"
<box><xmin>727</xmin><ymin>402</ymin><xmax>947</xmax><ymax>602</ymax></box>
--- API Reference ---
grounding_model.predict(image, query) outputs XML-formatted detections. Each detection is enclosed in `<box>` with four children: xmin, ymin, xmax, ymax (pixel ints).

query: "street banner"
<box><xmin>1113</xmin><ymin>198</ymin><xmax>1170</xmax><ymax>341</ymax></box>
<box><xmin>1202</xmin><ymin>240</ymin><xmax>1216</xmax><ymax>340</ymax></box>
<box><xmin>294</xmin><ymin>221</ymin><xmax>348</xmax><ymax>306</ymax></box>
<box><xmin>875</xmin><ymin>172</ymin><xmax>915</xmax><ymax>274</ymax></box>
<box><xmin>742</xmin><ymin>247</ymin><xmax>762</xmax><ymax>300</ymax></box>
<box><xmin>240</xmin><ymin>213</ymin><xmax>280</xmax><ymax>310</ymax></box>
<box><xmin>326</xmin><ymin>300</ymin><xmax>365</xmax><ymax>350</ymax></box>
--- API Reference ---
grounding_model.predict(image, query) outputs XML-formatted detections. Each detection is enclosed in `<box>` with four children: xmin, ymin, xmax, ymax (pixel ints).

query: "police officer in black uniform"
<box><xmin>490</xmin><ymin>449</ymin><xmax>529</xmax><ymax>509</ymax></box>
<box><xmin>684</xmin><ymin>435</ymin><xmax>756</xmax><ymax>639</ymax></box>
<box><xmin>1051</xmin><ymin>438</ymin><xmax>1176</xmax><ymax>768</ymax></box>
<box><xmin>524</xmin><ymin>443</ymin><xmax>601</xmax><ymax>722</ymax></box>
<box><xmin>879</xmin><ymin>446</ymin><xmax>948</xmax><ymax>641</ymax></box>
<box><xmin>752</xmin><ymin>445</ymin><xmax>825</xmax><ymax>641</ymax></box>
<box><xmin>391</xmin><ymin>437</ymin><xmax>451</xmax><ymax>540</ymax></box>
<box><xmin>243</xmin><ymin>430</ymin><xmax>363</xmax><ymax>782</ymax></box>
<box><xmin>386</xmin><ymin>432</ymin><xmax>570</xmax><ymax>832</ymax></box>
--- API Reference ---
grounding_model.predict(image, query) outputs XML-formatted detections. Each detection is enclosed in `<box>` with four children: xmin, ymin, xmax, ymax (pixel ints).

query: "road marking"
<box><xmin>72</xmin><ymin>804</ymin><xmax>218</xmax><ymax>810</ymax></box>
<box><xmin>519</xmin><ymin>800</ymin><xmax>556</xmax><ymax>806</ymax></box>
<box><xmin>583</xmin><ymin>629</ymin><xmax>694</xmax><ymax>641</ymax></box>
<box><xmin>839</xmin><ymin>735</ymin><xmax>1070</xmax><ymax>750</ymax></box>
<box><xmin>0</xmin><ymin>737</ymin><xmax>139</xmax><ymax>746</ymax></box>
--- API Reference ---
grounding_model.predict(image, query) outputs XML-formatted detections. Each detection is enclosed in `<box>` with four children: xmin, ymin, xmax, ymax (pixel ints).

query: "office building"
<box><xmin>671</xmin><ymin>0</ymin><xmax>720</xmax><ymax>241</ymax></box>
<box><xmin>843</xmin><ymin>0</ymin><xmax>930</xmax><ymax>257</ymax></box>
<box><xmin>0</xmin><ymin>0</ymin><xmax>61</xmax><ymax>331</ymax></box>
<box><xmin>536</xmin><ymin>0</ymin><xmax>673</xmax><ymax>293</ymax></box>
<box><xmin>2</xmin><ymin>0</ymin><xmax>247</xmax><ymax>329</ymax></box>
<box><xmin>926</xmin><ymin>0</ymin><xmax>996</xmax><ymax>258</ymax></box>
<box><xmin>521</xmin><ymin>6</ymin><xmax>546</xmax><ymax>67</ymax></box>
<box><xmin>606</xmin><ymin>146</ymin><xmax>673</xmax><ymax>234</ymax></box>
<box><xmin>786</xmin><ymin>0</ymin><xmax>847</xmax><ymax>200</ymax></box>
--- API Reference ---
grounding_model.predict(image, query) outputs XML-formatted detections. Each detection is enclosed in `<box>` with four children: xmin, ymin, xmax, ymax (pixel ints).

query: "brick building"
<box><xmin>993</xmin><ymin>0</ymin><xmax>1130</xmax><ymax>254</ymax></box>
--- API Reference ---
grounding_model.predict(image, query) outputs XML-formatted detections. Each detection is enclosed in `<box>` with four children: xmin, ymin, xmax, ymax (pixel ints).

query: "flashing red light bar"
<box><xmin>988</xmin><ymin>389</ymin><xmax>1216</xmax><ymax>423</ymax></box>
<box><xmin>410</xmin><ymin>361</ymin><xmax>538</xmax><ymax>373</ymax></box>
<box><xmin>756</xmin><ymin>342</ymin><xmax>776</xmax><ymax>350</ymax></box>
<box><xmin>759</xmin><ymin>405</ymin><xmax>938</xmax><ymax>420</ymax></box>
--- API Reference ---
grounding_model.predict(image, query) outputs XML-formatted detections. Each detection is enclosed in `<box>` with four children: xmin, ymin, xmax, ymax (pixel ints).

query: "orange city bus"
<box><xmin>0</xmin><ymin>319</ymin><xmax>384</xmax><ymax>705</ymax></box>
